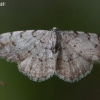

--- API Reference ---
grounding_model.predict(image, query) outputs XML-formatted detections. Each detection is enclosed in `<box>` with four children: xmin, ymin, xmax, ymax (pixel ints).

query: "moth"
<box><xmin>0</xmin><ymin>27</ymin><xmax>100</xmax><ymax>82</ymax></box>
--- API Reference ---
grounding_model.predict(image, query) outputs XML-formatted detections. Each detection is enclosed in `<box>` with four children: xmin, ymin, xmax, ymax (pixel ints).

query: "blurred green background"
<box><xmin>0</xmin><ymin>0</ymin><xmax>100</xmax><ymax>100</ymax></box>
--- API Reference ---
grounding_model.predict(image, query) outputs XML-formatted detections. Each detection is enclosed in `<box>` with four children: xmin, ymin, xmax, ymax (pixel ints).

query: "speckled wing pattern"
<box><xmin>0</xmin><ymin>27</ymin><xmax>100</xmax><ymax>82</ymax></box>
<box><xmin>55</xmin><ymin>31</ymin><xmax>98</xmax><ymax>82</ymax></box>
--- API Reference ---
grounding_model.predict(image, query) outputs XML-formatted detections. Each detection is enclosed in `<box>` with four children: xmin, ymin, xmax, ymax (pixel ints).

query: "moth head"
<box><xmin>52</xmin><ymin>27</ymin><xmax>60</xmax><ymax>31</ymax></box>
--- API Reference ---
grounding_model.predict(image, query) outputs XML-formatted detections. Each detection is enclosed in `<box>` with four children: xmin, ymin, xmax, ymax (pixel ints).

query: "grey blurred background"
<box><xmin>0</xmin><ymin>0</ymin><xmax>100</xmax><ymax>100</ymax></box>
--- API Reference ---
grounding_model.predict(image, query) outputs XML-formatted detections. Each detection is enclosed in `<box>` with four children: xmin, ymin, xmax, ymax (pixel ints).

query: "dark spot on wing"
<box><xmin>20</xmin><ymin>31</ymin><xmax>26</xmax><ymax>38</ymax></box>
<box><xmin>32</xmin><ymin>30</ymin><xmax>36</xmax><ymax>37</ymax></box>
<box><xmin>34</xmin><ymin>45</ymin><xmax>36</xmax><ymax>47</ymax></box>
<box><xmin>66</xmin><ymin>40</ymin><xmax>70</xmax><ymax>43</ymax></box>
<box><xmin>74</xmin><ymin>31</ymin><xmax>78</xmax><ymax>34</ymax></box>
<box><xmin>73</xmin><ymin>31</ymin><xmax>78</xmax><ymax>37</ymax></box>
<box><xmin>95</xmin><ymin>44</ymin><xmax>98</xmax><ymax>48</ymax></box>
<box><xmin>33</xmin><ymin>36</ymin><xmax>37</xmax><ymax>37</ymax></box>
<box><xmin>20</xmin><ymin>34</ymin><xmax>22</xmax><ymax>38</ymax></box>
<box><xmin>80</xmin><ymin>51</ymin><xmax>82</xmax><ymax>53</ymax></box>
<box><xmin>0</xmin><ymin>42</ymin><xmax>8</xmax><ymax>49</ymax></box>
<box><xmin>97</xmin><ymin>34</ymin><xmax>100</xmax><ymax>40</ymax></box>
<box><xmin>40</xmin><ymin>40</ymin><xmax>44</xmax><ymax>43</ymax></box>
<box><xmin>45</xmin><ymin>47</ymin><xmax>48</xmax><ymax>49</ymax></box>
<box><xmin>12</xmin><ymin>41</ymin><xmax>16</xmax><ymax>46</ymax></box>
<box><xmin>68</xmin><ymin>58</ymin><xmax>72</xmax><ymax>62</ymax></box>
<box><xmin>28</xmin><ymin>50</ymin><xmax>31</xmax><ymax>53</ymax></box>
<box><xmin>74</xmin><ymin>45</ymin><xmax>76</xmax><ymax>47</ymax></box>
<box><xmin>50</xmin><ymin>58</ymin><xmax>53</xmax><ymax>60</ymax></box>
<box><xmin>86</xmin><ymin>33</ymin><xmax>90</xmax><ymax>40</ymax></box>
<box><xmin>57</xmin><ymin>58</ymin><xmax>60</xmax><ymax>60</ymax></box>
<box><xmin>39</xmin><ymin>58</ymin><xmax>42</xmax><ymax>62</ymax></box>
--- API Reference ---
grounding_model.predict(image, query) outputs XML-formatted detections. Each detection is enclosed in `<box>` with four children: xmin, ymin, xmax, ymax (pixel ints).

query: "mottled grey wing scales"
<box><xmin>0</xmin><ymin>28</ymin><xmax>100</xmax><ymax>82</ymax></box>
<box><xmin>0</xmin><ymin>30</ymin><xmax>57</xmax><ymax>82</ymax></box>
<box><xmin>55</xmin><ymin>31</ymin><xmax>93</xmax><ymax>82</ymax></box>
<box><xmin>68</xmin><ymin>31</ymin><xmax>100</xmax><ymax>61</ymax></box>
<box><xmin>19</xmin><ymin>30</ymin><xmax>57</xmax><ymax>81</ymax></box>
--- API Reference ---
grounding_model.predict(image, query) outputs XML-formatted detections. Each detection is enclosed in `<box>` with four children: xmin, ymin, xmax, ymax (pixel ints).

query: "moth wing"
<box><xmin>68</xmin><ymin>31</ymin><xmax>100</xmax><ymax>61</ymax></box>
<box><xmin>55</xmin><ymin>31</ymin><xmax>93</xmax><ymax>82</ymax></box>
<box><xmin>0</xmin><ymin>30</ymin><xmax>57</xmax><ymax>82</ymax></box>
